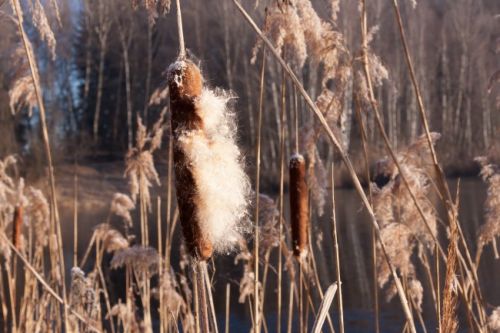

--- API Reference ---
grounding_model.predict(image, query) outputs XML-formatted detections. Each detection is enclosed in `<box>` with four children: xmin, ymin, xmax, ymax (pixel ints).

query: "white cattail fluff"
<box><xmin>177</xmin><ymin>88</ymin><xmax>250</xmax><ymax>254</ymax></box>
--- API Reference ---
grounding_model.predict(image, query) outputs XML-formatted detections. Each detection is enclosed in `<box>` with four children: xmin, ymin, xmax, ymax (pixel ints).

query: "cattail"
<box><xmin>168</xmin><ymin>59</ymin><xmax>250</xmax><ymax>261</ymax></box>
<box><xmin>289</xmin><ymin>154</ymin><xmax>309</xmax><ymax>258</ymax></box>
<box><xmin>169</xmin><ymin>60</ymin><xmax>211</xmax><ymax>260</ymax></box>
<box><xmin>12</xmin><ymin>206</ymin><xmax>23</xmax><ymax>249</ymax></box>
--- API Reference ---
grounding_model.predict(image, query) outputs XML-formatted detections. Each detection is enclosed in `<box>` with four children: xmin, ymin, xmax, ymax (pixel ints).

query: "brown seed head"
<box><xmin>289</xmin><ymin>154</ymin><xmax>309</xmax><ymax>258</ymax></box>
<box><xmin>168</xmin><ymin>60</ymin><xmax>203</xmax><ymax>101</ymax></box>
<box><xmin>168</xmin><ymin>59</ymin><xmax>213</xmax><ymax>261</ymax></box>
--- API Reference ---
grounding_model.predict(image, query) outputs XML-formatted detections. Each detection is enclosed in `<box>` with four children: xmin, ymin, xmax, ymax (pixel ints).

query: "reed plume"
<box><xmin>373</xmin><ymin>133</ymin><xmax>440</xmax><ymax>308</ymax></box>
<box><xmin>475</xmin><ymin>156</ymin><xmax>500</xmax><ymax>258</ymax></box>
<box><xmin>289</xmin><ymin>154</ymin><xmax>309</xmax><ymax>259</ymax></box>
<box><xmin>110</xmin><ymin>192</ymin><xmax>136</xmax><ymax>228</ymax></box>
<box><xmin>168</xmin><ymin>59</ymin><xmax>250</xmax><ymax>260</ymax></box>
<box><xmin>69</xmin><ymin>267</ymin><xmax>99</xmax><ymax>331</ymax></box>
<box><xmin>489</xmin><ymin>307</ymin><xmax>500</xmax><ymax>332</ymax></box>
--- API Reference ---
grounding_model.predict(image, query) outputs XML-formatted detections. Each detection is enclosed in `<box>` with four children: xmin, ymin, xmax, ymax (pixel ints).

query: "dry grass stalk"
<box><xmin>289</xmin><ymin>154</ymin><xmax>309</xmax><ymax>259</ymax></box>
<box><xmin>311</xmin><ymin>282</ymin><xmax>338</xmax><ymax>333</ymax></box>
<box><xmin>441</xmin><ymin>220</ymin><xmax>459</xmax><ymax>333</ymax></box>
<box><xmin>168</xmin><ymin>59</ymin><xmax>250</xmax><ymax>260</ymax></box>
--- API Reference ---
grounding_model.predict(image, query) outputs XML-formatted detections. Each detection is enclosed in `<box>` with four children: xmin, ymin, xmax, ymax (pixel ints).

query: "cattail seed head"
<box><xmin>169</xmin><ymin>60</ymin><xmax>212</xmax><ymax>260</ymax></box>
<box><xmin>12</xmin><ymin>206</ymin><xmax>23</xmax><ymax>250</ymax></box>
<box><xmin>168</xmin><ymin>58</ymin><xmax>250</xmax><ymax>261</ymax></box>
<box><xmin>289</xmin><ymin>154</ymin><xmax>309</xmax><ymax>258</ymax></box>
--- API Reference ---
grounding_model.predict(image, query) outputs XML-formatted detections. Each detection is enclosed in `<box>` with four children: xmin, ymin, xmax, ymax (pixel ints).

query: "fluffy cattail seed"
<box><xmin>12</xmin><ymin>206</ymin><xmax>23</xmax><ymax>249</ymax></box>
<box><xmin>168</xmin><ymin>59</ymin><xmax>250</xmax><ymax>260</ymax></box>
<box><xmin>289</xmin><ymin>154</ymin><xmax>309</xmax><ymax>258</ymax></box>
<box><xmin>169</xmin><ymin>60</ymin><xmax>212</xmax><ymax>260</ymax></box>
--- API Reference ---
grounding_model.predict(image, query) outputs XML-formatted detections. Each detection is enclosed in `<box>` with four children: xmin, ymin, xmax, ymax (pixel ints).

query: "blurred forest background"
<box><xmin>0</xmin><ymin>0</ymin><xmax>498</xmax><ymax>186</ymax></box>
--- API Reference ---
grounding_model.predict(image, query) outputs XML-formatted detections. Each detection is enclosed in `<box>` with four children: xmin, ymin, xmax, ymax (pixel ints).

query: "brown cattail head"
<box><xmin>12</xmin><ymin>206</ymin><xmax>23</xmax><ymax>249</ymax></box>
<box><xmin>168</xmin><ymin>59</ymin><xmax>213</xmax><ymax>261</ymax></box>
<box><xmin>289</xmin><ymin>154</ymin><xmax>309</xmax><ymax>258</ymax></box>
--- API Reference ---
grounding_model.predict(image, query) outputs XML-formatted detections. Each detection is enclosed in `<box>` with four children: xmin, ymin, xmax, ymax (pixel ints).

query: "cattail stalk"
<box><xmin>73</xmin><ymin>166</ymin><xmax>78</xmax><ymax>267</ymax></box>
<box><xmin>289</xmin><ymin>155</ymin><xmax>309</xmax><ymax>258</ymax></box>
<box><xmin>287</xmin><ymin>280</ymin><xmax>294</xmax><ymax>333</ymax></box>
<box><xmin>253</xmin><ymin>50</ymin><xmax>266</xmax><ymax>333</ymax></box>
<box><xmin>225</xmin><ymin>284</ymin><xmax>231</xmax><ymax>333</ymax></box>
<box><xmin>330</xmin><ymin>163</ymin><xmax>344</xmax><ymax>333</ymax></box>
<box><xmin>277</xmin><ymin>59</ymin><xmax>286</xmax><ymax>333</ymax></box>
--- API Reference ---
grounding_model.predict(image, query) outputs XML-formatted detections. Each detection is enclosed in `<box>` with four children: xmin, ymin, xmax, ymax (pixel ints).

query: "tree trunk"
<box><xmin>93</xmin><ymin>46</ymin><xmax>106</xmax><ymax>143</ymax></box>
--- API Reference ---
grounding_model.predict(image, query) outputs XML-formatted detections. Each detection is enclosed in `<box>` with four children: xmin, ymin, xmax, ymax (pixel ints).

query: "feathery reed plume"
<box><xmin>25</xmin><ymin>186</ymin><xmax>50</xmax><ymax>248</ymax></box>
<box><xmin>251</xmin><ymin>3</ymin><xmax>306</xmax><ymax>67</ymax></box>
<box><xmin>289</xmin><ymin>154</ymin><xmax>309</xmax><ymax>258</ymax></box>
<box><xmin>475</xmin><ymin>156</ymin><xmax>500</xmax><ymax>259</ymax></box>
<box><xmin>373</xmin><ymin>134</ymin><xmax>440</xmax><ymax>308</ymax></box>
<box><xmin>111</xmin><ymin>245</ymin><xmax>159</xmax><ymax>274</ymax></box>
<box><xmin>489</xmin><ymin>307</ymin><xmax>500</xmax><ymax>332</ymax></box>
<box><xmin>109</xmin><ymin>300</ymin><xmax>140</xmax><ymax>332</ymax></box>
<box><xmin>9</xmin><ymin>73</ymin><xmax>36</xmax><ymax>116</ymax></box>
<box><xmin>235</xmin><ymin>238</ymin><xmax>261</xmax><ymax>304</ymax></box>
<box><xmin>125</xmin><ymin>116</ymin><xmax>163</xmax><ymax>209</ymax></box>
<box><xmin>154</xmin><ymin>266</ymin><xmax>189</xmax><ymax>319</ymax></box>
<box><xmin>110</xmin><ymin>193</ymin><xmax>136</xmax><ymax>228</ymax></box>
<box><xmin>69</xmin><ymin>267</ymin><xmax>99</xmax><ymax>330</ymax></box>
<box><xmin>441</xmin><ymin>220</ymin><xmax>459</xmax><ymax>333</ymax></box>
<box><xmin>168</xmin><ymin>59</ymin><xmax>250</xmax><ymax>260</ymax></box>
<box><xmin>93</xmin><ymin>224</ymin><xmax>129</xmax><ymax>253</ymax></box>
<box><xmin>30</xmin><ymin>0</ymin><xmax>56</xmax><ymax>60</ymax></box>
<box><xmin>131</xmin><ymin>0</ymin><xmax>171</xmax><ymax>25</ymax></box>
<box><xmin>256</xmin><ymin>193</ymin><xmax>280</xmax><ymax>255</ymax></box>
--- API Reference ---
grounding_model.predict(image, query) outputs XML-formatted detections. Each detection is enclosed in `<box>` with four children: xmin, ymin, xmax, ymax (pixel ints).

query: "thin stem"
<box><xmin>225</xmin><ymin>284</ymin><xmax>231</xmax><ymax>333</ymax></box>
<box><xmin>73</xmin><ymin>164</ymin><xmax>78</xmax><ymax>267</ymax></box>
<box><xmin>331</xmin><ymin>163</ymin><xmax>344</xmax><ymax>333</ymax></box>
<box><xmin>277</xmin><ymin>60</ymin><xmax>287</xmax><ymax>333</ymax></box>
<box><xmin>202</xmin><ymin>262</ymin><xmax>219</xmax><ymax>333</ymax></box>
<box><xmin>253</xmin><ymin>49</ymin><xmax>266</xmax><ymax>333</ymax></box>
<box><xmin>299</xmin><ymin>262</ymin><xmax>303</xmax><ymax>333</ymax></box>
<box><xmin>175</xmin><ymin>0</ymin><xmax>186</xmax><ymax>58</ymax></box>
